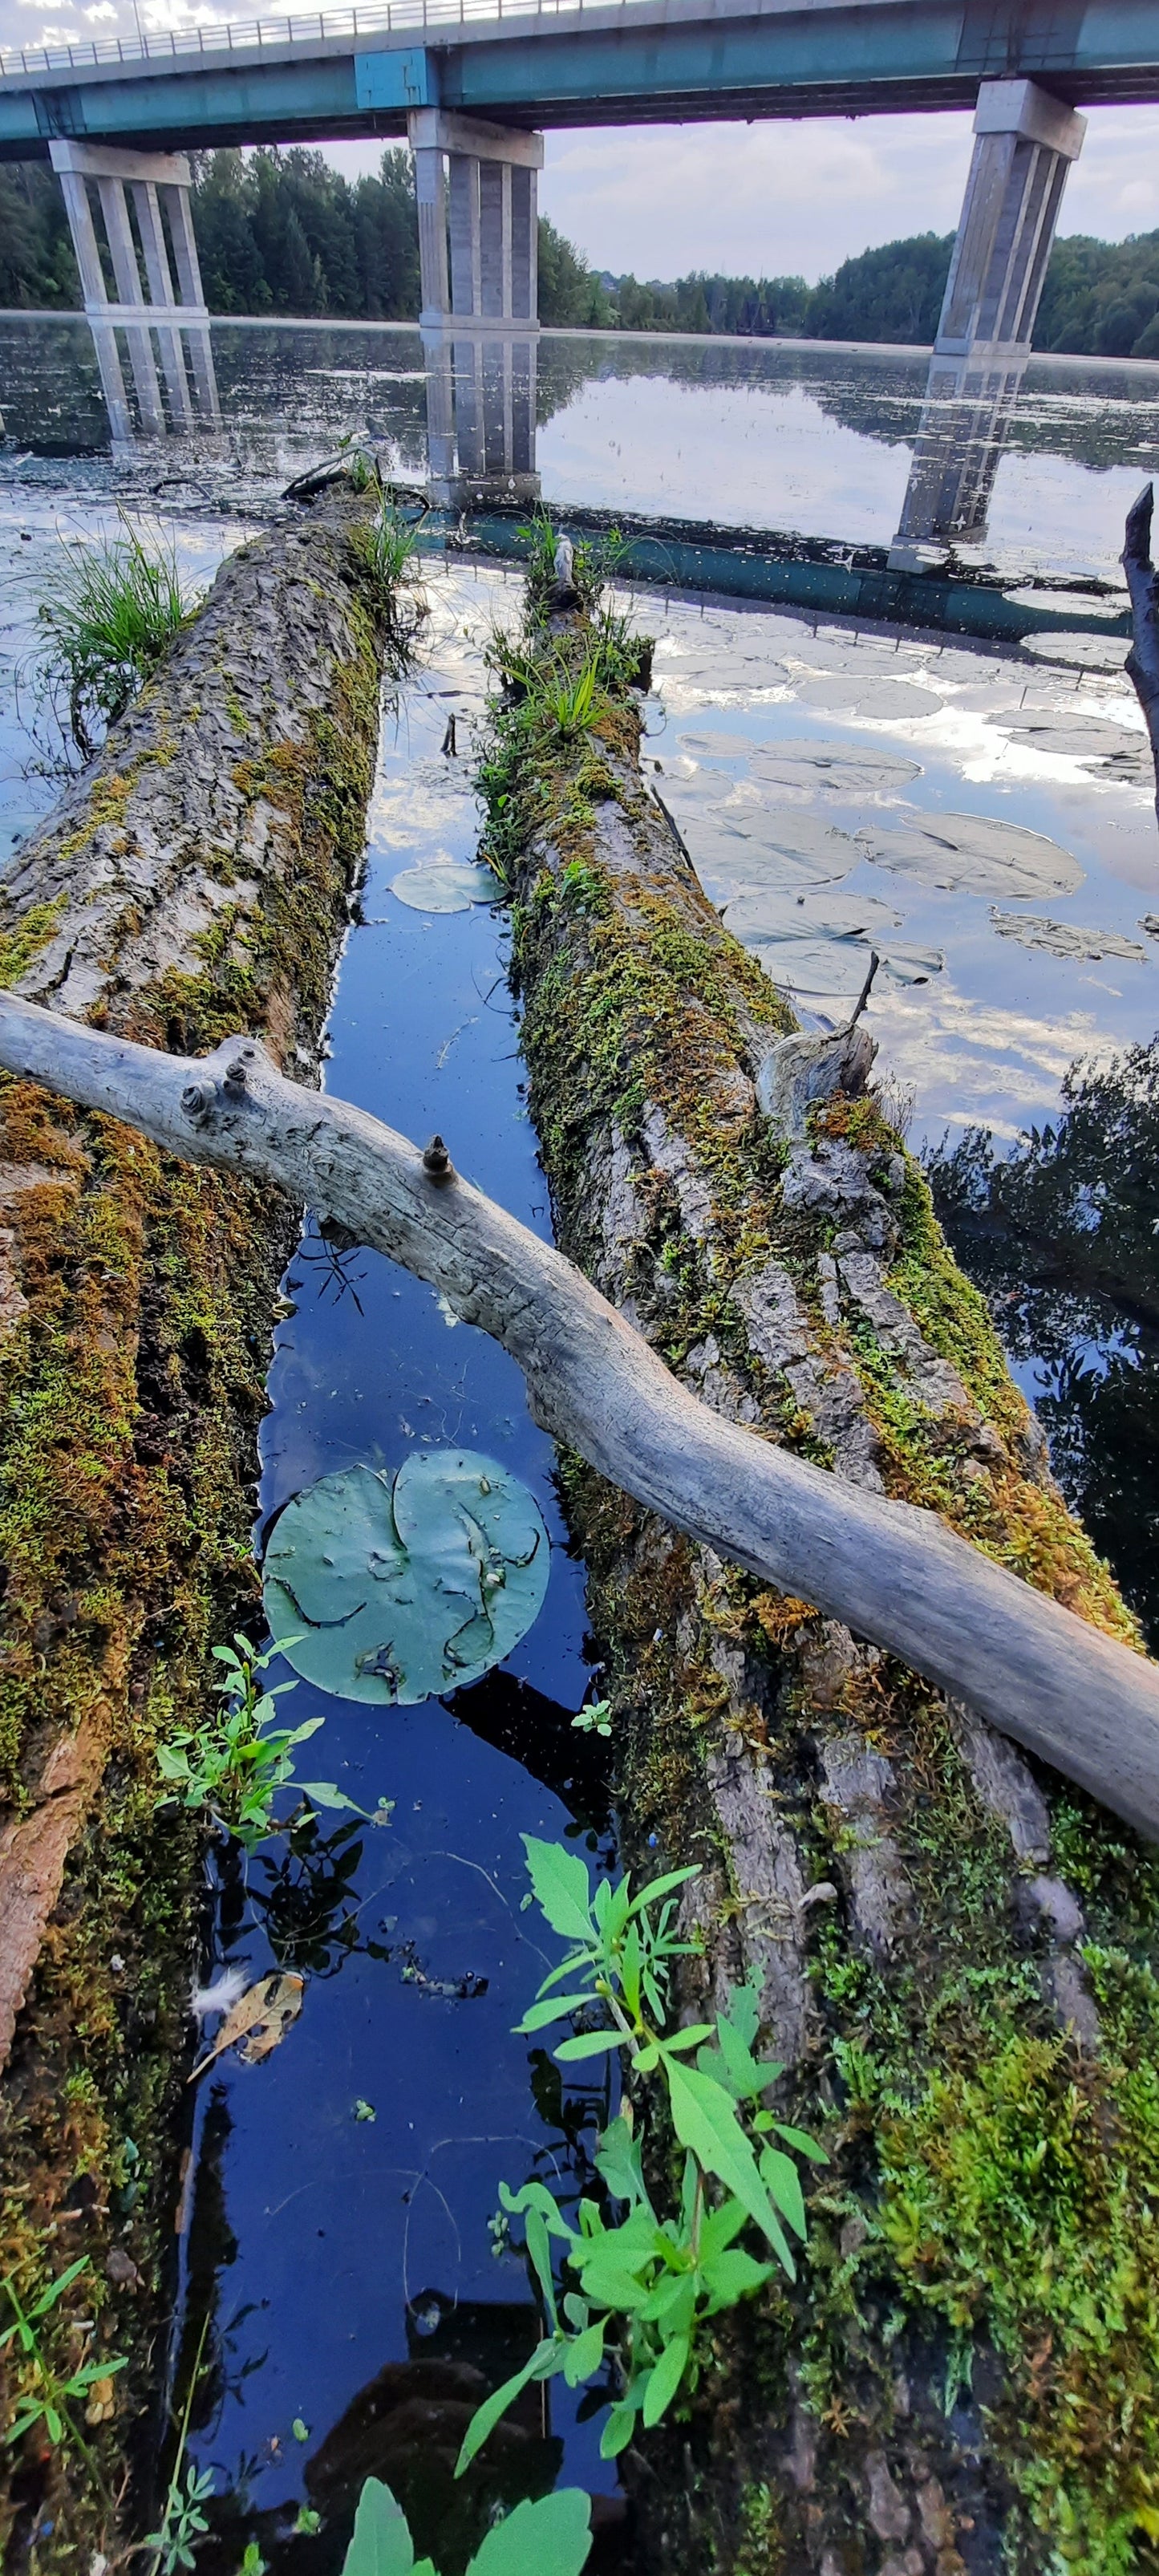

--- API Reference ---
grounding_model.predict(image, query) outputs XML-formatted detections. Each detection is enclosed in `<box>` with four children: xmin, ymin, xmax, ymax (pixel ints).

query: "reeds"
<box><xmin>36</xmin><ymin>515</ymin><xmax>190</xmax><ymax>763</ymax></box>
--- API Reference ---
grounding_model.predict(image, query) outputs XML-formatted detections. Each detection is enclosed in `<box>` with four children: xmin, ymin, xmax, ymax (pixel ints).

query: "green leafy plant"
<box><xmin>36</xmin><ymin>514</ymin><xmax>192</xmax><ymax>761</ymax></box>
<box><xmin>146</xmin><ymin>2458</ymin><xmax>217</xmax><ymax>2575</ymax></box>
<box><xmin>342</xmin><ymin>2475</ymin><xmax>591</xmax><ymax>2576</ymax></box>
<box><xmin>156</xmin><ymin>1634</ymin><xmax>371</xmax><ymax>1851</ymax></box>
<box><xmin>571</xmin><ymin>1698</ymin><xmax>612</xmax><ymax>1738</ymax></box>
<box><xmin>1</xmin><ymin>2257</ymin><xmax>126</xmax><ymax>2473</ymax></box>
<box><xmin>263</xmin><ymin>1453</ymin><xmax>550</xmax><ymax>1705</ymax></box>
<box><xmin>458</xmin><ymin>1839</ymin><xmax>827</xmax><ymax>2468</ymax></box>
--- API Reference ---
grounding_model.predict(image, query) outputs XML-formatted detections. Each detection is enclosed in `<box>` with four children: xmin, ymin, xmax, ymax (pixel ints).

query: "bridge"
<box><xmin>1</xmin><ymin>0</ymin><xmax>1157</xmax><ymax>152</ymax></box>
<box><xmin>1</xmin><ymin>0</ymin><xmax>1152</xmax><ymax>556</ymax></box>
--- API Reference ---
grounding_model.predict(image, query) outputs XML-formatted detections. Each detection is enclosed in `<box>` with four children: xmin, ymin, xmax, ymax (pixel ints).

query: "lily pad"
<box><xmin>995</xmin><ymin>711</ymin><xmax>1149</xmax><ymax>767</ymax></box>
<box><xmin>792</xmin><ymin>675</ymin><xmax>940</xmax><ymax>721</ymax></box>
<box><xmin>723</xmin><ymin>889</ymin><xmax>903</xmax><ymax>944</ymax></box>
<box><xmin>1023</xmin><ymin>632</ymin><xmax>1130</xmax><ymax>672</ymax></box>
<box><xmin>391</xmin><ymin>862</ymin><xmax>499</xmax><ymax>913</ymax></box>
<box><xmin>989</xmin><ymin>911</ymin><xmax>1149</xmax><ymax>961</ymax></box>
<box><xmin>263</xmin><ymin>1453</ymin><xmax>550</xmax><ymax>1704</ymax></box>
<box><xmin>748</xmin><ymin>740</ymin><xmax>922</xmax><ymax>795</ymax></box>
<box><xmin>745</xmin><ymin>935</ymin><xmax>942</xmax><ymax>998</ymax></box>
<box><xmin>858</xmin><ymin>810</ymin><xmax>1084</xmax><ymax>900</ymax></box>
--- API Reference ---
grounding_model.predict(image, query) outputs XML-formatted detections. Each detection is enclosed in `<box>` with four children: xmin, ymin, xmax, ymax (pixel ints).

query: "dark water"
<box><xmin>3</xmin><ymin>315</ymin><xmax>1159</xmax><ymax>2550</ymax></box>
<box><xmin>168</xmin><ymin>578</ymin><xmax>626</xmax><ymax>2572</ymax></box>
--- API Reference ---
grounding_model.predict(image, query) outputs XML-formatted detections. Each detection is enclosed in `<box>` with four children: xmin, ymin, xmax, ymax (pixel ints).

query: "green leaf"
<box><xmin>522</xmin><ymin>1837</ymin><xmax>596</xmax><ymax>1944</ymax></box>
<box><xmin>467</xmin><ymin>2490</ymin><xmax>592</xmax><ymax>2576</ymax></box>
<box><xmin>768</xmin><ymin>2120</ymin><xmax>829</xmax><ymax>2165</ymax></box>
<box><xmin>701</xmin><ymin>2248</ymin><xmax>775</xmax><ymax>2306</ymax></box>
<box><xmin>297</xmin><ymin>1782</ymin><xmax>367</xmax><ymax>1815</ymax></box>
<box><xmin>757</xmin><ymin>2144</ymin><xmax>807</xmax><ymax>2241</ymax></box>
<box><xmin>28</xmin><ymin>2258</ymin><xmax>89</xmax><ymax>2316</ymax></box>
<box><xmin>341</xmin><ymin>2477</ymin><xmax>414</xmax><ymax>2576</ymax></box>
<box><xmin>600</xmin><ymin>2403</ymin><xmax>638</xmax><ymax>2460</ymax></box>
<box><xmin>156</xmin><ymin>1746</ymin><xmax>192</xmax><ymax>1781</ymax></box>
<box><xmin>627</xmin><ymin>1865</ymin><xmax>700</xmax><ymax>1917</ymax></box>
<box><xmin>594</xmin><ymin>2116</ymin><xmax>648</xmax><ymax>2209</ymax></box>
<box><xmin>455</xmin><ymin>2342</ymin><xmax>562</xmax><ymax>2477</ymax></box>
<box><xmin>642</xmin><ymin>2331</ymin><xmax>690</xmax><ymax>2428</ymax></box>
<box><xmin>561</xmin><ymin>2322</ymin><xmax>605</xmax><ymax>2386</ymax></box>
<box><xmin>525</xmin><ymin>2209</ymin><xmax>559</xmax><ymax>2331</ymax></box>
<box><xmin>554</xmin><ymin>2032</ymin><xmax>623</xmax><ymax>2063</ymax></box>
<box><xmin>265</xmin><ymin>1454</ymin><xmax>549</xmax><ymax>1706</ymax></box>
<box><xmin>515</xmin><ymin>1994</ymin><xmax>599</xmax><ymax>2034</ymax></box>
<box><xmin>659</xmin><ymin>2025</ymin><xmax>713</xmax><ymax>2056</ymax></box>
<box><xmin>664</xmin><ymin>2059</ymin><xmax>796</xmax><ymax>2278</ymax></box>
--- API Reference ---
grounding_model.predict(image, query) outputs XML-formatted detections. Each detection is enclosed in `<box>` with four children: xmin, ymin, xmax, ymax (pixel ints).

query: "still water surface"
<box><xmin>2</xmin><ymin>317</ymin><xmax>1159</xmax><ymax>2559</ymax></box>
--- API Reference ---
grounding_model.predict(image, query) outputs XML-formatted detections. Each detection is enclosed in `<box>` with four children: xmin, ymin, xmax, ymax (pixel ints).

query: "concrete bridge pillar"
<box><xmin>421</xmin><ymin>327</ymin><xmax>539</xmax><ymax>510</ymax></box>
<box><xmin>49</xmin><ymin>140</ymin><xmax>220</xmax><ymax>440</ymax></box>
<box><xmin>890</xmin><ymin>79</ymin><xmax>1085</xmax><ymax>565</ymax></box>
<box><xmin>407</xmin><ymin>110</ymin><xmax>542</xmax><ymax>331</ymax></box>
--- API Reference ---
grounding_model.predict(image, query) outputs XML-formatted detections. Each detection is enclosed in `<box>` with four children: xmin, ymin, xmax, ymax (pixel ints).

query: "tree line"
<box><xmin>2</xmin><ymin>144</ymin><xmax>1158</xmax><ymax>358</ymax></box>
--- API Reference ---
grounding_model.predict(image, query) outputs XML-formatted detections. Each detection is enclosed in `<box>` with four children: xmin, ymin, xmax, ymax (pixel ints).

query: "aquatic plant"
<box><xmin>36</xmin><ymin>515</ymin><xmax>192</xmax><ymax>761</ymax></box>
<box><xmin>458</xmin><ymin>1840</ymin><xmax>825</xmax><ymax>2468</ymax></box>
<box><xmin>156</xmin><ymin>1634</ymin><xmax>369</xmax><ymax>1851</ymax></box>
<box><xmin>263</xmin><ymin>1453</ymin><xmax>551</xmax><ymax>1703</ymax></box>
<box><xmin>343</xmin><ymin>2475</ymin><xmax>591</xmax><ymax>2576</ymax></box>
<box><xmin>366</xmin><ymin>500</ymin><xmax>419</xmax><ymax>598</ymax></box>
<box><xmin>1</xmin><ymin>2256</ymin><xmax>125</xmax><ymax>2473</ymax></box>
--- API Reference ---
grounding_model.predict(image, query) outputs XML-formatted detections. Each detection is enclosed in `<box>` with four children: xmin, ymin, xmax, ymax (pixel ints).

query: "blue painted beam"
<box><xmin>2</xmin><ymin>0</ymin><xmax>1159</xmax><ymax>161</ymax></box>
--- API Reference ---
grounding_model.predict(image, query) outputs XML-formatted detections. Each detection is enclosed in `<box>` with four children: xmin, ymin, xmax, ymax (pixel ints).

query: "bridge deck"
<box><xmin>2</xmin><ymin>0</ymin><xmax>1157</xmax><ymax>158</ymax></box>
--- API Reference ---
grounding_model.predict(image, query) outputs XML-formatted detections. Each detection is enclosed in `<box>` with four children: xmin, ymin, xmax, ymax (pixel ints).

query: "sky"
<box><xmin>4</xmin><ymin>0</ymin><xmax>1159</xmax><ymax>282</ymax></box>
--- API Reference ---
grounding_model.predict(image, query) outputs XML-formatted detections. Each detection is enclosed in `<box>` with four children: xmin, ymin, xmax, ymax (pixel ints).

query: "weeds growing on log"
<box><xmin>34</xmin><ymin>516</ymin><xmax>192</xmax><ymax>765</ymax></box>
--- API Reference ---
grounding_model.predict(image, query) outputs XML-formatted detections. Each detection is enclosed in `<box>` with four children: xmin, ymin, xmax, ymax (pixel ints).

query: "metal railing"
<box><xmin>0</xmin><ymin>0</ymin><xmax>619</xmax><ymax>81</ymax></box>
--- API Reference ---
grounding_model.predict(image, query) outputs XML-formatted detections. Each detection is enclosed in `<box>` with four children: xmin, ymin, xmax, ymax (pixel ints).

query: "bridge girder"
<box><xmin>1</xmin><ymin>0</ymin><xmax>1158</xmax><ymax>161</ymax></box>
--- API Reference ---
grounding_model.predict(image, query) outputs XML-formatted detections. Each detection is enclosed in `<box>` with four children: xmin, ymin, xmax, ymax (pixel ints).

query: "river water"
<box><xmin>2</xmin><ymin>316</ymin><xmax>1159</xmax><ymax>2565</ymax></box>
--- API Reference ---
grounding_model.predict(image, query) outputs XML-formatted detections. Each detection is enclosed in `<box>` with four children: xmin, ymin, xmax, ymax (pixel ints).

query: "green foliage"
<box><xmin>803</xmin><ymin>229</ymin><xmax>953</xmax><ymax>343</ymax></box>
<box><xmin>926</xmin><ymin>1036</ymin><xmax>1159</xmax><ymax>1648</ymax></box>
<box><xmin>537</xmin><ymin>215</ymin><xmax>614</xmax><ymax>327</ymax></box>
<box><xmin>156</xmin><ymin>1632</ymin><xmax>368</xmax><ymax>1850</ymax></box>
<box><xmin>263</xmin><ymin>1454</ymin><xmax>550</xmax><ymax>1705</ymax></box>
<box><xmin>1</xmin><ymin>2257</ymin><xmax>126</xmax><ymax>2455</ymax></box>
<box><xmin>0</xmin><ymin>160</ymin><xmax>79</xmax><ymax>306</ymax></box>
<box><xmin>458</xmin><ymin>1840</ymin><xmax>825</xmax><ymax>2469</ymax></box>
<box><xmin>366</xmin><ymin>501</ymin><xmax>419</xmax><ymax>593</ymax></box>
<box><xmin>341</xmin><ymin>2476</ymin><xmax>591</xmax><ymax>2576</ymax></box>
<box><xmin>145</xmin><ymin>2460</ymin><xmax>217</xmax><ymax>2574</ymax></box>
<box><xmin>188</xmin><ymin>143</ymin><xmax>420</xmax><ymax>319</ymax></box>
<box><xmin>571</xmin><ymin>1698</ymin><xmax>612</xmax><ymax>1737</ymax></box>
<box><xmin>36</xmin><ymin>515</ymin><xmax>192</xmax><ymax>761</ymax></box>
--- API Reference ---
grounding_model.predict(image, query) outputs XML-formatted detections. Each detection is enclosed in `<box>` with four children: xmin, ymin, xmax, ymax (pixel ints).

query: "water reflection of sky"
<box><xmin>636</xmin><ymin>590</ymin><xmax>1157</xmax><ymax>1148</ymax></box>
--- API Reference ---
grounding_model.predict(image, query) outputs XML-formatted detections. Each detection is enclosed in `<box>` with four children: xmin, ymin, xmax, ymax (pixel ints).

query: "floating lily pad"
<box><xmin>263</xmin><ymin>1453</ymin><xmax>550</xmax><ymax>1704</ymax></box>
<box><xmin>995</xmin><ymin>711</ymin><xmax>1149</xmax><ymax>766</ymax></box>
<box><xmin>859</xmin><ymin>810</ymin><xmax>1084</xmax><ymax>899</ymax></box>
<box><xmin>391</xmin><ymin>862</ymin><xmax>498</xmax><ymax>913</ymax></box>
<box><xmin>792</xmin><ymin>675</ymin><xmax>940</xmax><ymax>721</ymax></box>
<box><xmin>748</xmin><ymin>740</ymin><xmax>923</xmax><ymax>794</ymax></box>
<box><xmin>679</xmin><ymin>809</ymin><xmax>861</xmax><ymax>893</ymax></box>
<box><xmin>744</xmin><ymin>935</ymin><xmax>942</xmax><ymax>998</ymax></box>
<box><xmin>1023</xmin><ymin>632</ymin><xmax>1131</xmax><ymax>672</ymax></box>
<box><xmin>989</xmin><ymin>911</ymin><xmax>1149</xmax><ymax>961</ymax></box>
<box><xmin>723</xmin><ymin>888</ymin><xmax>903</xmax><ymax>944</ymax></box>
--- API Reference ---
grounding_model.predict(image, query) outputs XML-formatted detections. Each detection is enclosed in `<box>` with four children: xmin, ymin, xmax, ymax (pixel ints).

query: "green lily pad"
<box><xmin>391</xmin><ymin>862</ymin><xmax>499</xmax><ymax>912</ymax></box>
<box><xmin>263</xmin><ymin>1452</ymin><xmax>550</xmax><ymax>1704</ymax></box>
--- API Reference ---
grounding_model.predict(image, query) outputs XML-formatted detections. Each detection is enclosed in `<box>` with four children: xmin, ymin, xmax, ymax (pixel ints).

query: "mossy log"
<box><xmin>0</xmin><ymin>489</ymin><xmax>389</xmax><ymax>2562</ymax></box>
<box><xmin>1124</xmin><ymin>483</ymin><xmax>1159</xmax><ymax>819</ymax></box>
<box><xmin>482</xmin><ymin>582</ymin><xmax>1159</xmax><ymax>2573</ymax></box>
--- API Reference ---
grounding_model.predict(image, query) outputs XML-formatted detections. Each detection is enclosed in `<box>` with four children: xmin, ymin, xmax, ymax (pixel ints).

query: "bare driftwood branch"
<box><xmin>1124</xmin><ymin>481</ymin><xmax>1159</xmax><ymax>820</ymax></box>
<box><xmin>2</xmin><ymin>992</ymin><xmax>1159</xmax><ymax>1840</ymax></box>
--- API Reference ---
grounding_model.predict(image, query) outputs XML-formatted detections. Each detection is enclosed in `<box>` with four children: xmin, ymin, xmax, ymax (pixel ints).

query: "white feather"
<box><xmin>189</xmin><ymin>1966</ymin><xmax>248</xmax><ymax>2023</ymax></box>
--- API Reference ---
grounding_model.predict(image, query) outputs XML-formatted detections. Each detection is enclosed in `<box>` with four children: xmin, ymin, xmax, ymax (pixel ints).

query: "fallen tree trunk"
<box><xmin>0</xmin><ymin>487</ymin><xmax>391</xmax><ymax>2562</ymax></box>
<box><xmin>476</xmin><ymin>565</ymin><xmax>1159</xmax><ymax>2570</ymax></box>
<box><xmin>1124</xmin><ymin>481</ymin><xmax>1159</xmax><ymax>819</ymax></box>
<box><xmin>0</xmin><ymin>998</ymin><xmax>1157</xmax><ymax>1848</ymax></box>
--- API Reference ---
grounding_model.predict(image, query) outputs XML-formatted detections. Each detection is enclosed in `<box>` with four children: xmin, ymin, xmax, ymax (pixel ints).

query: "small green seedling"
<box><xmin>571</xmin><ymin>1700</ymin><xmax>612</xmax><ymax>1738</ymax></box>
<box><xmin>156</xmin><ymin>1634</ymin><xmax>370</xmax><ymax>1852</ymax></box>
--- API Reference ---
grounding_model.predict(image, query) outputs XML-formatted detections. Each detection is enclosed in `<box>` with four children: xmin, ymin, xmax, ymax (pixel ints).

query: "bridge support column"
<box><xmin>890</xmin><ymin>79</ymin><xmax>1085</xmax><ymax>566</ymax></box>
<box><xmin>407</xmin><ymin>110</ymin><xmax>542</xmax><ymax>331</ymax></box>
<box><xmin>49</xmin><ymin>140</ymin><xmax>220</xmax><ymax>440</ymax></box>
<box><xmin>421</xmin><ymin>327</ymin><xmax>539</xmax><ymax>510</ymax></box>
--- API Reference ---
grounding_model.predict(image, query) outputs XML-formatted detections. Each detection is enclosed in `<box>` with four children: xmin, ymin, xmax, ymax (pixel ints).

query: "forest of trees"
<box><xmin>2</xmin><ymin>144</ymin><xmax>1159</xmax><ymax>358</ymax></box>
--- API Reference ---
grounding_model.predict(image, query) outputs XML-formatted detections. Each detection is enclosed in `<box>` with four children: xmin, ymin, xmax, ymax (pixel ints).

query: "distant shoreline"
<box><xmin>2</xmin><ymin>309</ymin><xmax>1159</xmax><ymax>372</ymax></box>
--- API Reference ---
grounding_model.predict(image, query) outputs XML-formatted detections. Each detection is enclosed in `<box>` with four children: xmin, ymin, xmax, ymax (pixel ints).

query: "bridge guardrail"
<box><xmin>0</xmin><ymin>0</ymin><xmax>619</xmax><ymax>81</ymax></box>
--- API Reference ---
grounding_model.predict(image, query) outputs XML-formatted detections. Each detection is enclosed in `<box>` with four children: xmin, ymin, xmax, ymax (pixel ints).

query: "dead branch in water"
<box><xmin>2</xmin><ymin>992</ymin><xmax>1159</xmax><ymax>1840</ymax></box>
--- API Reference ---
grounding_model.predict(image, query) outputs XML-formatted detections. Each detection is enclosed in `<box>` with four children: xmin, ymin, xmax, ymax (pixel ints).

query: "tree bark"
<box><xmin>0</xmin><ymin>1000</ymin><xmax>1157</xmax><ymax>1853</ymax></box>
<box><xmin>478</xmin><ymin>574</ymin><xmax>1159</xmax><ymax>2571</ymax></box>
<box><xmin>1123</xmin><ymin>482</ymin><xmax>1159</xmax><ymax>821</ymax></box>
<box><xmin>0</xmin><ymin>488</ymin><xmax>390</xmax><ymax>2561</ymax></box>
